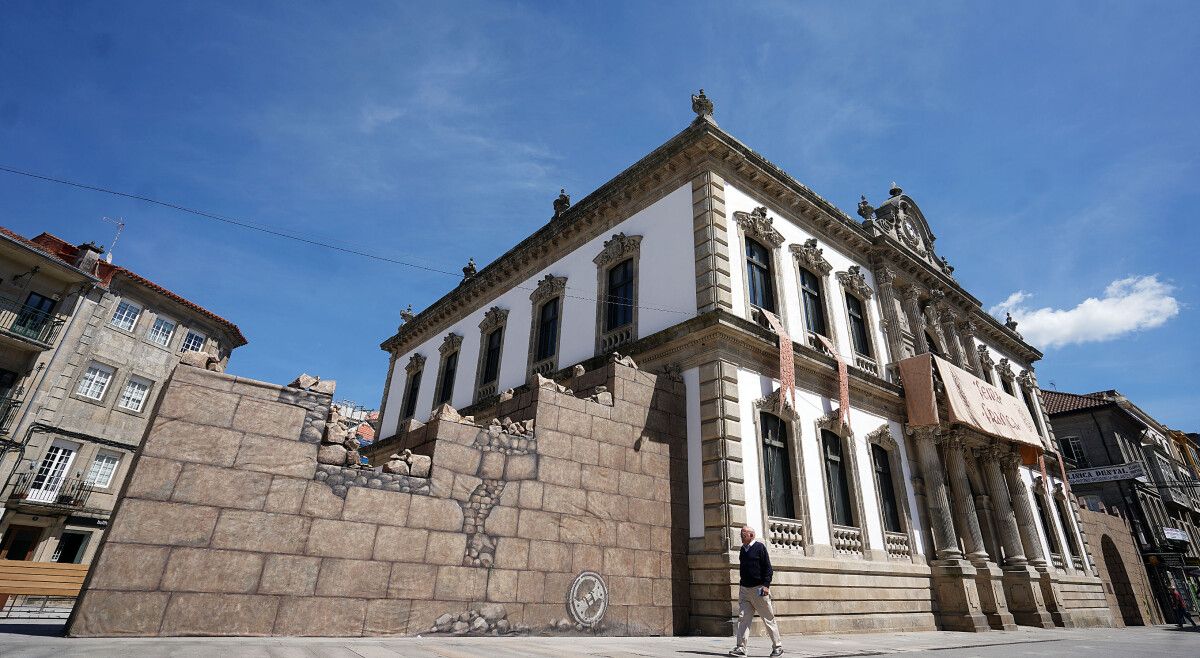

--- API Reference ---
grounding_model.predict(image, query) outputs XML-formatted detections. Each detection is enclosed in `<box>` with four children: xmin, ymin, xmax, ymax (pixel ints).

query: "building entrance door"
<box><xmin>27</xmin><ymin>441</ymin><xmax>79</xmax><ymax>504</ymax></box>
<box><xmin>0</xmin><ymin>525</ymin><xmax>42</xmax><ymax>561</ymax></box>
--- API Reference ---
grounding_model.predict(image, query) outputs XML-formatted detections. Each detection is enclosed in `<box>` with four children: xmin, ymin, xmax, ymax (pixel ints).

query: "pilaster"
<box><xmin>901</xmin><ymin>286</ymin><xmax>929</xmax><ymax>354</ymax></box>
<box><xmin>692</xmin><ymin>171</ymin><xmax>733</xmax><ymax>314</ymax></box>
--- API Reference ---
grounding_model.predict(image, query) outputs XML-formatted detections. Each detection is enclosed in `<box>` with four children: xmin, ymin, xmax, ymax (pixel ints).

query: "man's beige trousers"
<box><xmin>735</xmin><ymin>585</ymin><xmax>782</xmax><ymax>648</ymax></box>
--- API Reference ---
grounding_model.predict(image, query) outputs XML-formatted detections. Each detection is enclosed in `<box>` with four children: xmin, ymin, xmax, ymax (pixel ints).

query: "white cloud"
<box><xmin>990</xmin><ymin>275</ymin><xmax>1180</xmax><ymax>349</ymax></box>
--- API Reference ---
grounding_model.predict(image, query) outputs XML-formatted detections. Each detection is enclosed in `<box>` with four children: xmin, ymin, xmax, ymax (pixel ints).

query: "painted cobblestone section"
<box><xmin>68</xmin><ymin>357</ymin><xmax>689</xmax><ymax>637</ymax></box>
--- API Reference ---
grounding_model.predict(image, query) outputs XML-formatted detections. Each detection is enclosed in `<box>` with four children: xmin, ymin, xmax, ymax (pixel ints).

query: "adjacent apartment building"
<box><xmin>1043</xmin><ymin>389</ymin><xmax>1200</xmax><ymax>621</ymax></box>
<box><xmin>0</xmin><ymin>228</ymin><xmax>245</xmax><ymax>566</ymax></box>
<box><xmin>371</xmin><ymin>94</ymin><xmax>1110</xmax><ymax>634</ymax></box>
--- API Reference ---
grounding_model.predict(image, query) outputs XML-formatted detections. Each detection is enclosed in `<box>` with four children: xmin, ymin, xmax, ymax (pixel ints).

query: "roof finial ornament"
<box><xmin>462</xmin><ymin>258</ymin><xmax>477</xmax><ymax>281</ymax></box>
<box><xmin>691</xmin><ymin>89</ymin><xmax>715</xmax><ymax>124</ymax></box>
<box><xmin>399</xmin><ymin>304</ymin><xmax>414</xmax><ymax>326</ymax></box>
<box><xmin>857</xmin><ymin>194</ymin><xmax>874</xmax><ymax>220</ymax></box>
<box><xmin>1005</xmin><ymin>312</ymin><xmax>1020</xmax><ymax>333</ymax></box>
<box><xmin>889</xmin><ymin>181</ymin><xmax>903</xmax><ymax>197</ymax></box>
<box><xmin>553</xmin><ymin>188</ymin><xmax>571</xmax><ymax>218</ymax></box>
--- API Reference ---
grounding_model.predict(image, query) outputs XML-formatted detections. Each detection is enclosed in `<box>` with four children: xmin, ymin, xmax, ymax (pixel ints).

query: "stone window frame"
<box><xmin>1051</xmin><ymin>482</ymin><xmax>1085</xmax><ymax>568</ymax></box>
<box><xmin>593</xmin><ymin>233</ymin><xmax>642</xmax><ymax>356</ymax></box>
<box><xmin>527</xmin><ymin>274</ymin><xmax>567</xmax><ymax>379</ymax></box>
<box><xmin>732</xmin><ymin>207</ymin><xmax>790</xmax><ymax>331</ymax></box>
<box><xmin>474</xmin><ymin>306</ymin><xmax>509</xmax><ymax>403</ymax></box>
<box><xmin>72</xmin><ymin>360</ymin><xmax>119</xmax><ymax>408</ymax></box>
<box><xmin>431</xmin><ymin>333</ymin><xmax>462</xmax><ymax>410</ymax></box>
<box><xmin>1030</xmin><ymin>476</ymin><xmax>1068</xmax><ymax>570</ymax></box>
<box><xmin>113</xmin><ymin>371</ymin><xmax>157</xmax><ymax>417</ymax></box>
<box><xmin>789</xmin><ymin>239</ymin><xmax>839</xmax><ymax>353</ymax></box>
<box><xmin>814</xmin><ymin>412</ymin><xmax>871</xmax><ymax>559</ymax></box>
<box><xmin>399</xmin><ymin>353</ymin><xmax>426</xmax><ymax>421</ymax></box>
<box><xmin>996</xmin><ymin>358</ymin><xmax>1017</xmax><ymax>397</ymax></box>
<box><xmin>835</xmin><ymin>266</ymin><xmax>881</xmax><ymax>371</ymax></box>
<box><xmin>751</xmin><ymin>390</ymin><xmax>814</xmax><ymax>554</ymax></box>
<box><xmin>865</xmin><ymin>424</ymin><xmax>917</xmax><ymax>562</ymax></box>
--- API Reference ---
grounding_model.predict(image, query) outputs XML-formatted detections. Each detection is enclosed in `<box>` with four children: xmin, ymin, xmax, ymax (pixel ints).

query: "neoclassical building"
<box><xmin>374</xmin><ymin>93</ymin><xmax>1111</xmax><ymax>633</ymax></box>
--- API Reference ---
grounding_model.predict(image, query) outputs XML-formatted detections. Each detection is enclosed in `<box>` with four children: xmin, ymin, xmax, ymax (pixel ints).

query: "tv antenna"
<box><xmin>101</xmin><ymin>216</ymin><xmax>125</xmax><ymax>263</ymax></box>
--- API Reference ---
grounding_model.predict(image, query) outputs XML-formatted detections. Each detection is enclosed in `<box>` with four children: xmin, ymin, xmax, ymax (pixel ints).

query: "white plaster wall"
<box><xmin>723</xmin><ymin>184</ymin><xmax>891</xmax><ymax>368</ymax></box>
<box><xmin>684</xmin><ymin>366</ymin><xmax>703</xmax><ymax>538</ymax></box>
<box><xmin>381</xmin><ymin>183</ymin><xmax>695</xmax><ymax>438</ymax></box>
<box><xmin>736</xmin><ymin>368</ymin><xmax>765</xmax><ymax>537</ymax></box>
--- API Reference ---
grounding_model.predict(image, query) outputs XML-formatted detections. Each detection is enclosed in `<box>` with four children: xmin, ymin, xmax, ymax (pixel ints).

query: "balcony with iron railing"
<box><xmin>0</xmin><ymin>391</ymin><xmax>23</xmax><ymax>437</ymax></box>
<box><xmin>7</xmin><ymin>472</ymin><xmax>94</xmax><ymax>511</ymax></box>
<box><xmin>0</xmin><ymin>298</ymin><xmax>64</xmax><ymax>350</ymax></box>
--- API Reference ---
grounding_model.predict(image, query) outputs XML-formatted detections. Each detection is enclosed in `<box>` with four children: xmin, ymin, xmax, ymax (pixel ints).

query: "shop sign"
<box><xmin>1068</xmin><ymin>462</ymin><xmax>1146</xmax><ymax>485</ymax></box>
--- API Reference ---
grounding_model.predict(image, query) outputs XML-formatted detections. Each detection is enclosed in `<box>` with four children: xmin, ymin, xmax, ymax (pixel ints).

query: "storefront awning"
<box><xmin>898</xmin><ymin>353</ymin><xmax>1043</xmax><ymax>452</ymax></box>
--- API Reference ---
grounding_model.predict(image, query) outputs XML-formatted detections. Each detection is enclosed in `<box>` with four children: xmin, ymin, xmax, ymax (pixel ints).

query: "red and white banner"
<box><xmin>759</xmin><ymin>310</ymin><xmax>795</xmax><ymax>414</ymax></box>
<box><xmin>815</xmin><ymin>334</ymin><xmax>851</xmax><ymax>433</ymax></box>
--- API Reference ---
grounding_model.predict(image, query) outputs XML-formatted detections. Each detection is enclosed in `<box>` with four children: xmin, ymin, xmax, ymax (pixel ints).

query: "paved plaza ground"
<box><xmin>1</xmin><ymin>622</ymin><xmax>1198</xmax><ymax>657</ymax></box>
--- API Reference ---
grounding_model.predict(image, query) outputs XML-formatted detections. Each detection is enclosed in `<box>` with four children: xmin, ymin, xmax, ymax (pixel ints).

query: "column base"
<box><xmin>1038</xmin><ymin>570</ymin><xmax>1077</xmax><ymax>628</ymax></box>
<box><xmin>931</xmin><ymin>559</ymin><xmax>991</xmax><ymax>632</ymax></box>
<box><xmin>1002</xmin><ymin>565</ymin><xmax>1055</xmax><ymax>629</ymax></box>
<box><xmin>972</xmin><ymin>561</ymin><xmax>1018</xmax><ymax>631</ymax></box>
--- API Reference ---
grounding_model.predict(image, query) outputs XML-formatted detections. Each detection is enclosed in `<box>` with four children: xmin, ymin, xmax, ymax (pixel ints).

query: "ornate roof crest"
<box><xmin>857</xmin><ymin>195</ymin><xmax>875</xmax><ymax>220</ymax></box>
<box><xmin>530</xmin><ymin>274</ymin><xmax>567</xmax><ymax>304</ymax></box>
<box><xmin>836</xmin><ymin>265</ymin><xmax>874</xmax><ymax>299</ymax></box>
<box><xmin>478</xmin><ymin>306</ymin><xmax>509</xmax><ymax>333</ymax></box>
<box><xmin>789</xmin><ymin>238</ymin><xmax>832</xmax><ymax>276</ymax></box>
<box><xmin>462</xmin><ymin>258</ymin><xmax>477</xmax><ymax>281</ymax></box>
<box><xmin>593</xmin><ymin>232</ymin><xmax>643</xmax><ymax>267</ymax></box>
<box><xmin>733</xmin><ymin>206</ymin><xmax>785</xmax><ymax>247</ymax></box>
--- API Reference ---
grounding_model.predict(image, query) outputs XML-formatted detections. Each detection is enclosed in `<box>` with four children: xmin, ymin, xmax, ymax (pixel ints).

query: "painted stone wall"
<box><xmin>1076</xmin><ymin>497</ymin><xmax>1162</xmax><ymax>626</ymax></box>
<box><xmin>68</xmin><ymin>357</ymin><xmax>689</xmax><ymax>637</ymax></box>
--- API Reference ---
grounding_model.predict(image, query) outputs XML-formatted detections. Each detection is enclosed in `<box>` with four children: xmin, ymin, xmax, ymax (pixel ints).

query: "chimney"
<box><xmin>75</xmin><ymin>241</ymin><xmax>104</xmax><ymax>275</ymax></box>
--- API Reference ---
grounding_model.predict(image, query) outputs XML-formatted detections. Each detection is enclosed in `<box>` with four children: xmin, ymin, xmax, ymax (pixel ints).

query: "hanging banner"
<box><xmin>759</xmin><ymin>310</ymin><xmax>795</xmax><ymax>413</ymax></box>
<box><xmin>815</xmin><ymin>334</ymin><xmax>850</xmax><ymax>433</ymax></box>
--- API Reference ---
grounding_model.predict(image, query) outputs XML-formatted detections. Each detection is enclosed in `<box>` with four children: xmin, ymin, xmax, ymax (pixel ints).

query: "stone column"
<box><xmin>901</xmin><ymin>286</ymin><xmax>929</xmax><ymax>354</ymax></box>
<box><xmin>911</xmin><ymin>426</ymin><xmax>989</xmax><ymax>632</ymax></box>
<box><xmin>958</xmin><ymin>319</ymin><xmax>983</xmax><ymax>374</ymax></box>
<box><xmin>924</xmin><ymin>294</ymin><xmax>952</xmax><ymax>359</ymax></box>
<box><xmin>873</xmin><ymin>266</ymin><xmax>907</xmax><ymax>371</ymax></box>
<box><xmin>945</xmin><ymin>434</ymin><xmax>988</xmax><ymax>563</ymax></box>
<box><xmin>939</xmin><ymin>311</ymin><xmax>966</xmax><ymax>368</ymax></box>
<box><xmin>1004</xmin><ymin>450</ymin><xmax>1075</xmax><ymax>628</ymax></box>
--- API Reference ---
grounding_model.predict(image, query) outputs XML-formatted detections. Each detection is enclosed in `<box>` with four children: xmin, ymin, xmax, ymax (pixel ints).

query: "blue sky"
<box><xmin>1</xmin><ymin>2</ymin><xmax>1196</xmax><ymax>427</ymax></box>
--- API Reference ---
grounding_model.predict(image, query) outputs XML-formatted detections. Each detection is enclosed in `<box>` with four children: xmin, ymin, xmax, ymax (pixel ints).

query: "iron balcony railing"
<box><xmin>0</xmin><ymin>297</ymin><xmax>64</xmax><ymax>347</ymax></box>
<box><xmin>0</xmin><ymin>394</ymin><xmax>21</xmax><ymax>436</ymax></box>
<box><xmin>8</xmin><ymin>472</ymin><xmax>94</xmax><ymax>509</ymax></box>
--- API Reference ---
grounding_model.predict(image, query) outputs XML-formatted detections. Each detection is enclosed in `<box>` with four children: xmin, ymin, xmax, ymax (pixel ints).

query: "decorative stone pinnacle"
<box><xmin>462</xmin><ymin>258</ymin><xmax>477</xmax><ymax>280</ymax></box>
<box><xmin>691</xmin><ymin>88</ymin><xmax>715</xmax><ymax>123</ymax></box>
<box><xmin>399</xmin><ymin>304</ymin><xmax>414</xmax><ymax>324</ymax></box>
<box><xmin>1005</xmin><ymin>312</ymin><xmax>1019</xmax><ymax>331</ymax></box>
<box><xmin>553</xmin><ymin>188</ymin><xmax>571</xmax><ymax>218</ymax></box>
<box><xmin>889</xmin><ymin>181</ymin><xmax>903</xmax><ymax>197</ymax></box>
<box><xmin>857</xmin><ymin>195</ymin><xmax>874</xmax><ymax>220</ymax></box>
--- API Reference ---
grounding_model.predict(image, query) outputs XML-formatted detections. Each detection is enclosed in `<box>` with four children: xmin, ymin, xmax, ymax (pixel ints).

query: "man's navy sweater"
<box><xmin>738</xmin><ymin>541</ymin><xmax>773</xmax><ymax>588</ymax></box>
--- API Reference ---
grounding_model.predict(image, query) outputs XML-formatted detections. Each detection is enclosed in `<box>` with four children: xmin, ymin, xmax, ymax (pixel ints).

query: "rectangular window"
<box><xmin>110</xmin><ymin>300</ymin><xmax>142</xmax><ymax>331</ymax></box>
<box><xmin>760</xmin><ymin>413</ymin><xmax>795</xmax><ymax>519</ymax></box>
<box><xmin>147</xmin><ymin>316</ymin><xmax>176</xmax><ymax>346</ymax></box>
<box><xmin>401</xmin><ymin>368</ymin><xmax>423</xmax><ymax>420</ymax></box>
<box><xmin>436</xmin><ymin>351</ymin><xmax>458</xmax><ymax>406</ymax></box>
<box><xmin>872</xmin><ymin>444</ymin><xmax>902</xmax><ymax>533</ymax></box>
<box><xmin>604</xmin><ymin>259</ymin><xmax>634</xmax><ymax>332</ymax></box>
<box><xmin>980</xmin><ymin>367</ymin><xmax>994</xmax><ymax>385</ymax></box>
<box><xmin>52</xmin><ymin>531</ymin><xmax>91</xmax><ymax>564</ymax></box>
<box><xmin>76</xmin><ymin>364</ymin><xmax>114</xmax><ymax>400</ymax></box>
<box><xmin>13</xmin><ymin>291</ymin><xmax>55</xmax><ymax>339</ymax></box>
<box><xmin>745</xmin><ymin>239</ymin><xmax>775</xmax><ymax>312</ymax></box>
<box><xmin>1059</xmin><ymin>435</ymin><xmax>1087</xmax><ymax>467</ymax></box>
<box><xmin>84</xmin><ymin>451</ymin><xmax>121</xmax><ymax>488</ymax></box>
<box><xmin>1022</xmin><ymin>388</ymin><xmax>1044</xmax><ymax>436</ymax></box>
<box><xmin>823</xmin><ymin>430</ymin><xmax>855</xmax><ymax>526</ymax></box>
<box><xmin>482</xmin><ymin>328</ymin><xmax>503</xmax><ymax>385</ymax></box>
<box><xmin>117</xmin><ymin>376</ymin><xmax>152</xmax><ymax>412</ymax></box>
<box><xmin>846</xmin><ymin>293</ymin><xmax>873</xmax><ymax>357</ymax></box>
<box><xmin>181</xmin><ymin>329</ymin><xmax>206</xmax><ymax>352</ymax></box>
<box><xmin>1000</xmin><ymin>377</ymin><xmax>1016</xmax><ymax>396</ymax></box>
<box><xmin>799</xmin><ymin>268</ymin><xmax>827</xmax><ymax>336</ymax></box>
<box><xmin>535</xmin><ymin>298</ymin><xmax>560</xmax><ymax>362</ymax></box>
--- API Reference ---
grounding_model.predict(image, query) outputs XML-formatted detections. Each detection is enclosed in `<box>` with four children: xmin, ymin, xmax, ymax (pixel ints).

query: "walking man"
<box><xmin>730</xmin><ymin>525</ymin><xmax>783</xmax><ymax>657</ymax></box>
<box><xmin>1171</xmin><ymin>584</ymin><xmax>1198</xmax><ymax>628</ymax></box>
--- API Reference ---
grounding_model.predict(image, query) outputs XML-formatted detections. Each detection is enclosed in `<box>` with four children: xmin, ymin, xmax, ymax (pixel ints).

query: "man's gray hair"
<box><xmin>741</xmin><ymin>524</ymin><xmax>756</xmax><ymax>536</ymax></box>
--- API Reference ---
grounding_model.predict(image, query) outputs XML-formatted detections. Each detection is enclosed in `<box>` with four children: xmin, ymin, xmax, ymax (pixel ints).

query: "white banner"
<box><xmin>1067</xmin><ymin>462</ymin><xmax>1146</xmax><ymax>485</ymax></box>
<box><xmin>930</xmin><ymin>355</ymin><xmax>1043</xmax><ymax>448</ymax></box>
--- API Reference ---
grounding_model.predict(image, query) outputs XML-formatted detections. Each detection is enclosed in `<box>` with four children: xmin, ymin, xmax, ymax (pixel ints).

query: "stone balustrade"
<box><xmin>884</xmin><ymin>531</ymin><xmax>912</xmax><ymax>560</ymax></box>
<box><xmin>768</xmin><ymin>517</ymin><xmax>805</xmax><ymax>552</ymax></box>
<box><xmin>831</xmin><ymin>525</ymin><xmax>864</xmax><ymax>557</ymax></box>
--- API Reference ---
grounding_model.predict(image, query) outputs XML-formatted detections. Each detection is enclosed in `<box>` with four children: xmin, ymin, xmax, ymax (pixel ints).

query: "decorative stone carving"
<box><xmin>865</xmin><ymin>424</ymin><xmax>897</xmax><ymax>451</ymax></box>
<box><xmin>478</xmin><ymin>306</ymin><xmax>509</xmax><ymax>333</ymax></box>
<box><xmin>939</xmin><ymin>256</ymin><xmax>955</xmax><ymax>275</ymax></box>
<box><xmin>553</xmin><ymin>188</ymin><xmax>570</xmax><ymax>218</ymax></box>
<box><xmin>977</xmin><ymin>345</ymin><xmax>995</xmax><ymax>370</ymax></box>
<box><xmin>462</xmin><ymin>258</ymin><xmax>477</xmax><ymax>280</ymax></box>
<box><xmin>857</xmin><ymin>195</ymin><xmax>874</xmax><ymax>220</ymax></box>
<box><xmin>567</xmin><ymin>571</ymin><xmax>609</xmax><ymax>628</ymax></box>
<box><xmin>997</xmin><ymin>357</ymin><xmax>1015</xmax><ymax>381</ymax></box>
<box><xmin>1005</xmin><ymin>312</ymin><xmax>1019</xmax><ymax>332</ymax></box>
<box><xmin>439</xmin><ymin>333</ymin><xmax>463</xmax><ymax>355</ymax></box>
<box><xmin>1017</xmin><ymin>369</ymin><xmax>1037</xmax><ymax>390</ymax></box>
<box><xmin>733</xmin><ymin>206</ymin><xmax>784</xmax><ymax>247</ymax></box>
<box><xmin>399</xmin><ymin>304</ymin><xmax>414</xmax><ymax>324</ymax></box>
<box><xmin>836</xmin><ymin>265</ymin><xmax>874</xmax><ymax>299</ymax></box>
<box><xmin>753</xmin><ymin>388</ymin><xmax>799</xmax><ymax>419</ymax></box>
<box><xmin>592</xmin><ymin>232</ymin><xmax>643</xmax><ymax>267</ymax></box>
<box><xmin>405</xmin><ymin>353</ymin><xmax>426</xmax><ymax>375</ymax></box>
<box><xmin>530</xmin><ymin>274</ymin><xmax>567</xmax><ymax>304</ymax></box>
<box><xmin>789</xmin><ymin>238</ymin><xmax>832</xmax><ymax>275</ymax></box>
<box><xmin>816</xmin><ymin>410</ymin><xmax>843</xmax><ymax>433</ymax></box>
<box><xmin>691</xmin><ymin>88</ymin><xmax>714</xmax><ymax>121</ymax></box>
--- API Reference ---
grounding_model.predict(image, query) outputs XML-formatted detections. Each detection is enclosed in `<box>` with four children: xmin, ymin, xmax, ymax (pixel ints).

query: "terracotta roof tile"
<box><xmin>1040</xmin><ymin>389</ymin><xmax>1112</xmax><ymax>415</ymax></box>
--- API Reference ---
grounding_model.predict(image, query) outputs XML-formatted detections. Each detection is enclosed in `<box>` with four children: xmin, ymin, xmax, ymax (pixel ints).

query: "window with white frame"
<box><xmin>110</xmin><ymin>300</ymin><xmax>142</xmax><ymax>331</ymax></box>
<box><xmin>117</xmin><ymin>376</ymin><xmax>153</xmax><ymax>412</ymax></box>
<box><xmin>85</xmin><ymin>451</ymin><xmax>121</xmax><ymax>488</ymax></box>
<box><xmin>1058</xmin><ymin>435</ymin><xmax>1087</xmax><ymax>466</ymax></box>
<box><xmin>76</xmin><ymin>364</ymin><xmax>115</xmax><ymax>400</ymax></box>
<box><xmin>181</xmin><ymin>329</ymin><xmax>207</xmax><ymax>352</ymax></box>
<box><xmin>147</xmin><ymin>316</ymin><xmax>177</xmax><ymax>346</ymax></box>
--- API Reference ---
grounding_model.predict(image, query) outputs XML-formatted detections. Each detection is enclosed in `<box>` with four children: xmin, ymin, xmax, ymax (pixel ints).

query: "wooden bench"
<box><xmin>0</xmin><ymin>561</ymin><xmax>89</xmax><ymax>597</ymax></box>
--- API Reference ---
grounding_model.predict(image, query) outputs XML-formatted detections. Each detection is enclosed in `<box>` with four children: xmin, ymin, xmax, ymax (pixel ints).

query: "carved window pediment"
<box><xmin>593</xmin><ymin>233</ymin><xmax>643</xmax><ymax>267</ymax></box>
<box><xmin>439</xmin><ymin>333</ymin><xmax>463</xmax><ymax>355</ymax></box>
<box><xmin>733</xmin><ymin>206</ymin><xmax>785</xmax><ymax>248</ymax></box>
<box><xmin>816</xmin><ymin>410</ymin><xmax>845</xmax><ymax>434</ymax></box>
<box><xmin>789</xmin><ymin>238</ymin><xmax>832</xmax><ymax>276</ymax></box>
<box><xmin>479</xmin><ymin>306</ymin><xmax>509</xmax><ymax>333</ymax></box>
<box><xmin>866</xmin><ymin>424</ymin><xmax>898</xmax><ymax>451</ymax></box>
<box><xmin>976</xmin><ymin>345</ymin><xmax>995</xmax><ymax>370</ymax></box>
<box><xmin>530</xmin><ymin>274</ymin><xmax>567</xmax><ymax>305</ymax></box>
<box><xmin>1017</xmin><ymin>369</ymin><xmax>1036</xmax><ymax>390</ymax></box>
<box><xmin>754</xmin><ymin>388</ymin><xmax>800</xmax><ymax>420</ymax></box>
<box><xmin>405</xmin><ymin>352</ymin><xmax>426</xmax><ymax>375</ymax></box>
<box><xmin>836</xmin><ymin>265</ymin><xmax>874</xmax><ymax>300</ymax></box>
<box><xmin>997</xmin><ymin>357</ymin><xmax>1015</xmax><ymax>381</ymax></box>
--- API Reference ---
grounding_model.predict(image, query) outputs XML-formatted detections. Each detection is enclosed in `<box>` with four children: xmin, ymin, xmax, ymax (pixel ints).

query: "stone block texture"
<box><xmin>69</xmin><ymin>360</ymin><xmax>690</xmax><ymax>637</ymax></box>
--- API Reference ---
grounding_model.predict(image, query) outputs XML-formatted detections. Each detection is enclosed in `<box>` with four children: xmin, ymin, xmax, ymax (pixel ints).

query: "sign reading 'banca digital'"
<box><xmin>1068</xmin><ymin>462</ymin><xmax>1147</xmax><ymax>485</ymax></box>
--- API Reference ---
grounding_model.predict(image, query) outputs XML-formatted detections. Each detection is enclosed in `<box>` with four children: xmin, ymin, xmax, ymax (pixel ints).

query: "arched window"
<box><xmin>746</xmin><ymin>239</ymin><xmax>776</xmax><ymax>312</ymax></box>
<box><xmin>799</xmin><ymin>267</ymin><xmax>827</xmax><ymax>336</ymax></box>
<box><xmin>604</xmin><ymin>259</ymin><xmax>635</xmax><ymax>332</ymax></box>
<box><xmin>872</xmin><ymin>444</ymin><xmax>902</xmax><ymax>533</ymax></box>
<box><xmin>845</xmin><ymin>293</ymin><xmax>873</xmax><ymax>357</ymax></box>
<box><xmin>822</xmin><ymin>429</ymin><xmax>854</xmax><ymax>526</ymax></box>
<box><xmin>760</xmin><ymin>412</ymin><xmax>795</xmax><ymax>519</ymax></box>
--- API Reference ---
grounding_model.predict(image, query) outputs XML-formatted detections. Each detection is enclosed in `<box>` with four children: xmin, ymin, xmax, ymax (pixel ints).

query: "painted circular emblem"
<box><xmin>567</xmin><ymin>571</ymin><xmax>608</xmax><ymax>627</ymax></box>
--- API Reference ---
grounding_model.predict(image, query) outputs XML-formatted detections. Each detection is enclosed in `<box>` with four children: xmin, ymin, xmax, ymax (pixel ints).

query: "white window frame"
<box><xmin>110</xmin><ymin>299</ymin><xmax>142</xmax><ymax>332</ymax></box>
<box><xmin>146</xmin><ymin>315</ymin><xmax>177</xmax><ymax>347</ymax></box>
<box><xmin>117</xmin><ymin>375</ymin><xmax>153</xmax><ymax>412</ymax></box>
<box><xmin>76</xmin><ymin>363</ymin><xmax>115</xmax><ymax>401</ymax></box>
<box><xmin>84</xmin><ymin>450</ymin><xmax>121</xmax><ymax>489</ymax></box>
<box><xmin>180</xmin><ymin>329</ymin><xmax>207</xmax><ymax>353</ymax></box>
